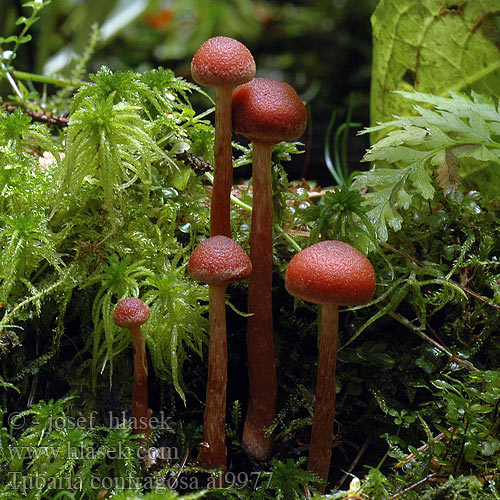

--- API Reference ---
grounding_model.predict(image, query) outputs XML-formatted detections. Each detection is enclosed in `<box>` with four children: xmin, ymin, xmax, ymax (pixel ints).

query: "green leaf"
<box><xmin>354</xmin><ymin>164</ymin><xmax>433</xmax><ymax>240</ymax></box>
<box><xmin>364</xmin><ymin>143</ymin><xmax>429</xmax><ymax>163</ymax></box>
<box><xmin>431</xmin><ymin>379</ymin><xmax>456</xmax><ymax>391</ymax></box>
<box><xmin>408</xmin><ymin>163</ymin><xmax>434</xmax><ymax>199</ymax></box>
<box><xmin>171</xmin><ymin>164</ymin><xmax>192</xmax><ymax>191</ymax></box>
<box><xmin>17</xmin><ymin>34</ymin><xmax>32</xmax><ymax>44</ymax></box>
<box><xmin>469</xmin><ymin>404</ymin><xmax>493</xmax><ymax>414</ymax></box>
<box><xmin>370</xmin><ymin>0</ymin><xmax>500</xmax><ymax>143</ymax></box>
<box><xmin>357</xmin><ymin>89</ymin><xmax>500</xmax><ymax>237</ymax></box>
<box><xmin>0</xmin><ymin>35</ymin><xmax>20</xmax><ymax>44</ymax></box>
<box><xmin>480</xmin><ymin>438</ymin><xmax>500</xmax><ymax>456</ymax></box>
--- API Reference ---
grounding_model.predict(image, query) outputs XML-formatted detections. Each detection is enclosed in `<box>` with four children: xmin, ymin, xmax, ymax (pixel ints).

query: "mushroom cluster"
<box><xmin>190</xmin><ymin>37</ymin><xmax>308</xmax><ymax>465</ymax></box>
<box><xmin>189</xmin><ymin>37</ymin><xmax>376</xmax><ymax>490</ymax></box>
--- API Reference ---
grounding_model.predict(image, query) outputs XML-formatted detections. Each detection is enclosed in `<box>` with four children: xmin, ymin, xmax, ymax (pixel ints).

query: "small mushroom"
<box><xmin>188</xmin><ymin>235</ymin><xmax>252</xmax><ymax>470</ymax></box>
<box><xmin>191</xmin><ymin>36</ymin><xmax>256</xmax><ymax>238</ymax></box>
<box><xmin>232</xmin><ymin>77</ymin><xmax>307</xmax><ymax>460</ymax></box>
<box><xmin>285</xmin><ymin>240</ymin><xmax>376</xmax><ymax>488</ymax></box>
<box><xmin>113</xmin><ymin>297</ymin><xmax>151</xmax><ymax>436</ymax></box>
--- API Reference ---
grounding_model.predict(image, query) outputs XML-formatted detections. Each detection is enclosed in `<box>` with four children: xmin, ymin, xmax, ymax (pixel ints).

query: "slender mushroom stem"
<box><xmin>211</xmin><ymin>86</ymin><xmax>234</xmax><ymax>238</ymax></box>
<box><xmin>129</xmin><ymin>325</ymin><xmax>151</xmax><ymax>436</ymax></box>
<box><xmin>307</xmin><ymin>303</ymin><xmax>339</xmax><ymax>489</ymax></box>
<box><xmin>189</xmin><ymin>235</ymin><xmax>251</xmax><ymax>474</ymax></box>
<box><xmin>242</xmin><ymin>141</ymin><xmax>278</xmax><ymax>460</ymax></box>
<box><xmin>198</xmin><ymin>284</ymin><xmax>228</xmax><ymax>470</ymax></box>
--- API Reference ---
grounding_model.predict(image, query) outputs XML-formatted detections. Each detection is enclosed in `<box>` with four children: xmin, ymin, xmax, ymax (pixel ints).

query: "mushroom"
<box><xmin>113</xmin><ymin>297</ymin><xmax>151</xmax><ymax>436</ymax></box>
<box><xmin>188</xmin><ymin>235</ymin><xmax>252</xmax><ymax>470</ymax></box>
<box><xmin>191</xmin><ymin>36</ymin><xmax>256</xmax><ymax>238</ymax></box>
<box><xmin>232</xmin><ymin>77</ymin><xmax>307</xmax><ymax>460</ymax></box>
<box><xmin>285</xmin><ymin>240</ymin><xmax>376</xmax><ymax>487</ymax></box>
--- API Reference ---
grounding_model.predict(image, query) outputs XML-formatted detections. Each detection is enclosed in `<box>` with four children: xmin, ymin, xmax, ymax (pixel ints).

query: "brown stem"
<box><xmin>198</xmin><ymin>284</ymin><xmax>228</xmax><ymax>471</ymax></box>
<box><xmin>210</xmin><ymin>86</ymin><xmax>234</xmax><ymax>238</ymax></box>
<box><xmin>129</xmin><ymin>325</ymin><xmax>151</xmax><ymax>436</ymax></box>
<box><xmin>242</xmin><ymin>141</ymin><xmax>277</xmax><ymax>460</ymax></box>
<box><xmin>308</xmin><ymin>303</ymin><xmax>339</xmax><ymax>490</ymax></box>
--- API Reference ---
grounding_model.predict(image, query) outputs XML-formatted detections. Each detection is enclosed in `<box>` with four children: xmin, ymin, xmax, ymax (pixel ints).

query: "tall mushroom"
<box><xmin>285</xmin><ymin>240</ymin><xmax>376</xmax><ymax>488</ymax></box>
<box><xmin>191</xmin><ymin>36</ymin><xmax>256</xmax><ymax>238</ymax></box>
<box><xmin>232</xmin><ymin>77</ymin><xmax>308</xmax><ymax>460</ymax></box>
<box><xmin>113</xmin><ymin>297</ymin><xmax>151</xmax><ymax>436</ymax></box>
<box><xmin>188</xmin><ymin>235</ymin><xmax>252</xmax><ymax>470</ymax></box>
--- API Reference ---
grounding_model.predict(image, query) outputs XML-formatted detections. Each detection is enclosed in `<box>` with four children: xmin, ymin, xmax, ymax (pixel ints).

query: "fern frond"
<box><xmin>356</xmin><ymin>90</ymin><xmax>500</xmax><ymax>241</ymax></box>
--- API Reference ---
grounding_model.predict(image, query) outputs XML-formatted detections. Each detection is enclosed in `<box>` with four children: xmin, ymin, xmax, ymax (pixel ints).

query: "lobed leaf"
<box><xmin>370</xmin><ymin>0</ymin><xmax>500</xmax><ymax>143</ymax></box>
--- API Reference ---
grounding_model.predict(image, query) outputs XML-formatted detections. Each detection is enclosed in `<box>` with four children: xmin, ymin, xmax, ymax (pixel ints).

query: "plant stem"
<box><xmin>386</xmin><ymin>310</ymin><xmax>478</xmax><ymax>371</ymax></box>
<box><xmin>5</xmin><ymin>71</ymin><xmax>23</xmax><ymax>99</ymax></box>
<box><xmin>12</xmin><ymin>70</ymin><xmax>89</xmax><ymax>88</ymax></box>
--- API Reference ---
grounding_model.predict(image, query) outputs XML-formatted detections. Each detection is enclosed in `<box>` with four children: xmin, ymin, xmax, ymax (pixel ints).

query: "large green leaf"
<box><xmin>370</xmin><ymin>0</ymin><xmax>500</xmax><ymax>142</ymax></box>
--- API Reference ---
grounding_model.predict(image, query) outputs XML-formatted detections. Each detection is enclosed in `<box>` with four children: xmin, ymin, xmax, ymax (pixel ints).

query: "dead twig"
<box><xmin>170</xmin><ymin>447</ymin><xmax>190</xmax><ymax>489</ymax></box>
<box><xmin>386</xmin><ymin>473</ymin><xmax>437</xmax><ymax>500</ymax></box>
<box><xmin>335</xmin><ymin>434</ymin><xmax>373</xmax><ymax>490</ymax></box>
<box><xmin>387</xmin><ymin>310</ymin><xmax>478</xmax><ymax>371</ymax></box>
<box><xmin>1</xmin><ymin>101</ymin><xmax>69</xmax><ymax>127</ymax></box>
<box><xmin>394</xmin><ymin>427</ymin><xmax>456</xmax><ymax>469</ymax></box>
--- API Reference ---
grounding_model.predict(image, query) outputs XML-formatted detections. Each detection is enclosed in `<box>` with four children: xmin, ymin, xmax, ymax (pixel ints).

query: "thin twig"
<box><xmin>387</xmin><ymin>473</ymin><xmax>437</xmax><ymax>500</ymax></box>
<box><xmin>170</xmin><ymin>447</ymin><xmax>190</xmax><ymax>489</ymax></box>
<box><xmin>387</xmin><ymin>310</ymin><xmax>478</xmax><ymax>371</ymax></box>
<box><xmin>12</xmin><ymin>70</ymin><xmax>88</xmax><ymax>88</ymax></box>
<box><xmin>335</xmin><ymin>434</ymin><xmax>373</xmax><ymax>490</ymax></box>
<box><xmin>1</xmin><ymin>101</ymin><xmax>69</xmax><ymax>127</ymax></box>
<box><xmin>394</xmin><ymin>428</ymin><xmax>454</xmax><ymax>469</ymax></box>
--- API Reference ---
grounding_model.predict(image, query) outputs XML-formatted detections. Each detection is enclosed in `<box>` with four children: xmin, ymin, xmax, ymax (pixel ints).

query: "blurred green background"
<box><xmin>0</xmin><ymin>0</ymin><xmax>379</xmax><ymax>184</ymax></box>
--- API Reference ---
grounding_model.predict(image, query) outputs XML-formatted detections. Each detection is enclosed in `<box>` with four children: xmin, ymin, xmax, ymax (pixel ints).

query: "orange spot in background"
<box><xmin>144</xmin><ymin>9</ymin><xmax>174</xmax><ymax>30</ymax></box>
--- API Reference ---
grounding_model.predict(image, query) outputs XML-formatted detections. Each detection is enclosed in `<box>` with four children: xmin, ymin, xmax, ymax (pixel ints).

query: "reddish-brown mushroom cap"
<box><xmin>232</xmin><ymin>78</ymin><xmax>308</xmax><ymax>144</ymax></box>
<box><xmin>113</xmin><ymin>297</ymin><xmax>150</xmax><ymax>328</ymax></box>
<box><xmin>285</xmin><ymin>240</ymin><xmax>376</xmax><ymax>306</ymax></box>
<box><xmin>191</xmin><ymin>36</ymin><xmax>256</xmax><ymax>88</ymax></box>
<box><xmin>188</xmin><ymin>235</ymin><xmax>252</xmax><ymax>286</ymax></box>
